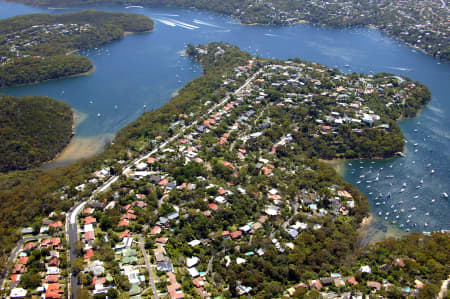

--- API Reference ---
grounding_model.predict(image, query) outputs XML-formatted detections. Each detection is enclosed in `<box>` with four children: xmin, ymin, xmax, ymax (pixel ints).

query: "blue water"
<box><xmin>0</xmin><ymin>2</ymin><xmax>449</xmax><ymax>232</ymax></box>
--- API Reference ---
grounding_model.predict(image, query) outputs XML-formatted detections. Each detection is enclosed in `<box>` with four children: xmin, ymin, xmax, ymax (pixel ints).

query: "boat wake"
<box><xmin>169</xmin><ymin>19</ymin><xmax>199</xmax><ymax>30</ymax></box>
<box><xmin>264</xmin><ymin>33</ymin><xmax>283</xmax><ymax>38</ymax></box>
<box><xmin>154</xmin><ymin>18</ymin><xmax>176</xmax><ymax>27</ymax></box>
<box><xmin>154</xmin><ymin>18</ymin><xmax>199</xmax><ymax>30</ymax></box>
<box><xmin>153</xmin><ymin>13</ymin><xmax>179</xmax><ymax>17</ymax></box>
<box><xmin>193</xmin><ymin>19</ymin><xmax>223</xmax><ymax>28</ymax></box>
<box><xmin>386</xmin><ymin>66</ymin><xmax>413</xmax><ymax>72</ymax></box>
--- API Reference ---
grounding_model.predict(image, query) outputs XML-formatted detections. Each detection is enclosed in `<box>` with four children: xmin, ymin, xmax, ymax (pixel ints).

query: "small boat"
<box><xmin>431</xmin><ymin>199</ymin><xmax>436</xmax><ymax>203</ymax></box>
<box><xmin>386</xmin><ymin>192</ymin><xmax>392</xmax><ymax>198</ymax></box>
<box><xmin>403</xmin><ymin>182</ymin><xmax>407</xmax><ymax>187</ymax></box>
<box><xmin>411</xmin><ymin>207</ymin><xmax>416</xmax><ymax>211</ymax></box>
<box><xmin>443</xmin><ymin>192</ymin><xmax>449</xmax><ymax>198</ymax></box>
<box><xmin>416</xmin><ymin>185</ymin><xmax>421</xmax><ymax>189</ymax></box>
<box><xmin>424</xmin><ymin>222</ymin><xmax>428</xmax><ymax>227</ymax></box>
<box><xmin>413</xmin><ymin>195</ymin><xmax>419</xmax><ymax>199</ymax></box>
<box><xmin>414</xmin><ymin>143</ymin><xmax>419</xmax><ymax>147</ymax></box>
<box><xmin>400</xmin><ymin>188</ymin><xmax>405</xmax><ymax>192</ymax></box>
<box><xmin>431</xmin><ymin>169</ymin><xmax>435</xmax><ymax>174</ymax></box>
<box><xmin>97</xmin><ymin>113</ymin><xmax>101</xmax><ymax>117</ymax></box>
<box><xmin>425</xmin><ymin>212</ymin><xmax>430</xmax><ymax>216</ymax></box>
<box><xmin>420</xmin><ymin>179</ymin><xmax>424</xmax><ymax>184</ymax></box>
<box><xmin>89</xmin><ymin>100</ymin><xmax>94</xmax><ymax>104</ymax></box>
<box><xmin>426</xmin><ymin>163</ymin><xmax>431</xmax><ymax>168</ymax></box>
<box><xmin>114</xmin><ymin>105</ymin><xmax>118</xmax><ymax>109</ymax></box>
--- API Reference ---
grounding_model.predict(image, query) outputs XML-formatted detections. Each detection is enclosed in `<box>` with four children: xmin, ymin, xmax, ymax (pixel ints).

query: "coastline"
<box><xmin>0</xmin><ymin>65</ymin><xmax>95</xmax><ymax>89</ymax></box>
<box><xmin>40</xmin><ymin>109</ymin><xmax>87</xmax><ymax>169</ymax></box>
<box><xmin>123</xmin><ymin>29</ymin><xmax>154</xmax><ymax>37</ymax></box>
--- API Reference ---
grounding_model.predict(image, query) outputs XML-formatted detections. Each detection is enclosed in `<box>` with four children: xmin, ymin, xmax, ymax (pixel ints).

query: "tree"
<box><xmin>21</xmin><ymin>271</ymin><xmax>41</xmax><ymax>289</ymax></box>
<box><xmin>106</xmin><ymin>288</ymin><xmax>119</xmax><ymax>298</ymax></box>
<box><xmin>72</xmin><ymin>257</ymin><xmax>84</xmax><ymax>274</ymax></box>
<box><xmin>418</xmin><ymin>283</ymin><xmax>440</xmax><ymax>299</ymax></box>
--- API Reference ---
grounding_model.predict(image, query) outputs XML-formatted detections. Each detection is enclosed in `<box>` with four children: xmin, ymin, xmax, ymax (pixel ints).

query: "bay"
<box><xmin>0</xmin><ymin>2</ymin><xmax>448</xmax><ymax>236</ymax></box>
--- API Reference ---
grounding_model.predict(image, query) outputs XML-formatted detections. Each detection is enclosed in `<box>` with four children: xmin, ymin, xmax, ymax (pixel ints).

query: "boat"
<box><xmin>414</xmin><ymin>143</ymin><xmax>419</xmax><ymax>146</ymax></box>
<box><xmin>386</xmin><ymin>192</ymin><xmax>392</xmax><ymax>198</ymax></box>
<box><xmin>403</xmin><ymin>182</ymin><xmax>407</xmax><ymax>187</ymax></box>
<box><xmin>400</xmin><ymin>188</ymin><xmax>405</xmax><ymax>192</ymax></box>
<box><xmin>97</xmin><ymin>113</ymin><xmax>101</xmax><ymax>117</ymax></box>
<box><xmin>420</xmin><ymin>179</ymin><xmax>424</xmax><ymax>184</ymax></box>
<box><xmin>443</xmin><ymin>192</ymin><xmax>449</xmax><ymax>198</ymax></box>
<box><xmin>431</xmin><ymin>169</ymin><xmax>435</xmax><ymax>174</ymax></box>
<box><xmin>411</xmin><ymin>207</ymin><xmax>416</xmax><ymax>211</ymax></box>
<box><xmin>426</xmin><ymin>163</ymin><xmax>431</xmax><ymax>168</ymax></box>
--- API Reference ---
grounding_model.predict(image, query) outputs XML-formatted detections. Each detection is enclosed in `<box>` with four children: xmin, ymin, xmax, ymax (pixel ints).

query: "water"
<box><xmin>0</xmin><ymin>2</ymin><xmax>449</xmax><ymax>234</ymax></box>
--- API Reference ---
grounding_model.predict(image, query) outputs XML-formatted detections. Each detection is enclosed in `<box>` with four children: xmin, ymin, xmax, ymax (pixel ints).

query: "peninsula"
<box><xmin>0</xmin><ymin>94</ymin><xmax>73</xmax><ymax>172</ymax></box>
<box><xmin>0</xmin><ymin>43</ymin><xmax>446</xmax><ymax>299</ymax></box>
<box><xmin>0</xmin><ymin>10</ymin><xmax>154</xmax><ymax>87</ymax></box>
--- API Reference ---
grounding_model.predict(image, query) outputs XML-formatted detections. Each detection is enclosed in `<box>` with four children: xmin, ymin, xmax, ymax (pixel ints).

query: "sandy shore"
<box><xmin>320</xmin><ymin>158</ymin><xmax>347</xmax><ymax>175</ymax></box>
<box><xmin>42</xmin><ymin>133</ymin><xmax>113</xmax><ymax>170</ymax></box>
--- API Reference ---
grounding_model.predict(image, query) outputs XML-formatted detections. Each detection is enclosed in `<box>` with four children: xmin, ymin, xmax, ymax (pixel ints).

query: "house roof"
<box><xmin>230</xmin><ymin>231</ymin><xmax>242</xmax><ymax>239</ymax></box>
<box><xmin>150</xmin><ymin>225</ymin><xmax>162</xmax><ymax>236</ymax></box>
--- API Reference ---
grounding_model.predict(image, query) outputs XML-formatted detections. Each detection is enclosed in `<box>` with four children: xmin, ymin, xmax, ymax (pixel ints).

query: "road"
<box><xmin>66</xmin><ymin>68</ymin><xmax>261</xmax><ymax>296</ymax></box>
<box><xmin>138</xmin><ymin>235</ymin><xmax>158</xmax><ymax>299</ymax></box>
<box><xmin>67</xmin><ymin>201</ymin><xmax>87</xmax><ymax>298</ymax></box>
<box><xmin>438</xmin><ymin>275</ymin><xmax>450</xmax><ymax>299</ymax></box>
<box><xmin>0</xmin><ymin>234</ymin><xmax>48</xmax><ymax>290</ymax></box>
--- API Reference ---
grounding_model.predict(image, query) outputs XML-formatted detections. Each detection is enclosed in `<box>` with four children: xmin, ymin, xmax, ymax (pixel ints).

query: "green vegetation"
<box><xmin>0</xmin><ymin>55</ymin><xmax>92</xmax><ymax>87</ymax></box>
<box><xmin>0</xmin><ymin>95</ymin><xmax>73</xmax><ymax>172</ymax></box>
<box><xmin>0</xmin><ymin>10</ymin><xmax>154</xmax><ymax>87</ymax></box>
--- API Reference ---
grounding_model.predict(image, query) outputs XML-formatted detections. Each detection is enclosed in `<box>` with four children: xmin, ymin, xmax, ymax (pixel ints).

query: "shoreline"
<box><xmin>0</xmin><ymin>65</ymin><xmax>95</xmax><ymax>89</ymax></box>
<box><xmin>123</xmin><ymin>29</ymin><xmax>154</xmax><ymax>37</ymax></box>
<box><xmin>40</xmin><ymin>109</ymin><xmax>88</xmax><ymax>169</ymax></box>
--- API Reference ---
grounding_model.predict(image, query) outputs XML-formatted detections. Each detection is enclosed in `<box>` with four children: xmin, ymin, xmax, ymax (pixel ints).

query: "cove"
<box><xmin>0</xmin><ymin>2</ymin><xmax>449</xmax><ymax>236</ymax></box>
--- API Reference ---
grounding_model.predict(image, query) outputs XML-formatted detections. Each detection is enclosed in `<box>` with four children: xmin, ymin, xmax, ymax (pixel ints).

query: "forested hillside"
<box><xmin>0</xmin><ymin>10</ymin><xmax>154</xmax><ymax>87</ymax></box>
<box><xmin>0</xmin><ymin>95</ymin><xmax>73</xmax><ymax>171</ymax></box>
